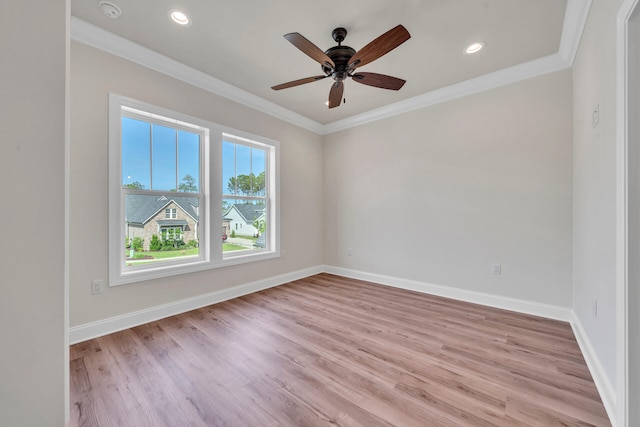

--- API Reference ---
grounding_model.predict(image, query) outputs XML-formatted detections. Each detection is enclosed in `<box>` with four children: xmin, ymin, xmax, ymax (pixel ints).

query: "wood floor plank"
<box><xmin>69</xmin><ymin>273</ymin><xmax>611</xmax><ymax>426</ymax></box>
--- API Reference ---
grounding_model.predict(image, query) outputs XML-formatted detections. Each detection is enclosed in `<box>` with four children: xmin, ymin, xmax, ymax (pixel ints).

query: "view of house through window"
<box><xmin>222</xmin><ymin>136</ymin><xmax>269</xmax><ymax>254</ymax></box>
<box><xmin>110</xmin><ymin>95</ymin><xmax>278</xmax><ymax>286</ymax></box>
<box><xmin>122</xmin><ymin>113</ymin><xmax>203</xmax><ymax>267</ymax></box>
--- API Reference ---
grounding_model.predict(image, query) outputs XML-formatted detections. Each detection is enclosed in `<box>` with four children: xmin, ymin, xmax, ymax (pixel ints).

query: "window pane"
<box><xmin>152</xmin><ymin>124</ymin><xmax>177</xmax><ymax>191</ymax></box>
<box><xmin>124</xmin><ymin>194</ymin><xmax>200</xmax><ymax>267</ymax></box>
<box><xmin>252</xmin><ymin>148</ymin><xmax>266</xmax><ymax>196</ymax></box>
<box><xmin>236</xmin><ymin>144</ymin><xmax>252</xmax><ymax>178</ymax></box>
<box><xmin>222</xmin><ymin>141</ymin><xmax>237</xmax><ymax>195</ymax></box>
<box><xmin>222</xmin><ymin>140</ymin><xmax>267</xmax><ymax>197</ymax></box>
<box><xmin>222</xmin><ymin>198</ymin><xmax>267</xmax><ymax>253</ymax></box>
<box><xmin>122</xmin><ymin>117</ymin><xmax>150</xmax><ymax>189</ymax></box>
<box><xmin>177</xmin><ymin>130</ymin><xmax>200</xmax><ymax>192</ymax></box>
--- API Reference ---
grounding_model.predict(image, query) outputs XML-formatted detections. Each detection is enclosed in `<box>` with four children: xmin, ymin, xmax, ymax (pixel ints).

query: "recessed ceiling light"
<box><xmin>169</xmin><ymin>9</ymin><xmax>191</xmax><ymax>26</ymax></box>
<box><xmin>465</xmin><ymin>42</ymin><xmax>485</xmax><ymax>54</ymax></box>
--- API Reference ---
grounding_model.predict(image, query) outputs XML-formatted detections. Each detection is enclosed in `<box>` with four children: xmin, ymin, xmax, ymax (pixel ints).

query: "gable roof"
<box><xmin>224</xmin><ymin>203</ymin><xmax>265</xmax><ymax>224</ymax></box>
<box><xmin>125</xmin><ymin>194</ymin><xmax>199</xmax><ymax>225</ymax></box>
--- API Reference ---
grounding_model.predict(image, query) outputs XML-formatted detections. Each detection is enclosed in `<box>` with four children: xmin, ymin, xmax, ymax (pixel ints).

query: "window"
<box><xmin>109</xmin><ymin>94</ymin><xmax>279</xmax><ymax>286</ymax></box>
<box><xmin>221</xmin><ymin>134</ymin><xmax>273</xmax><ymax>258</ymax></box>
<box><xmin>160</xmin><ymin>226</ymin><xmax>183</xmax><ymax>241</ymax></box>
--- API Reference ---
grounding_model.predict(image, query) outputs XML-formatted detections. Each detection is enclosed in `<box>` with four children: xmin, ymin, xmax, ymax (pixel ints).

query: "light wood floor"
<box><xmin>70</xmin><ymin>273</ymin><xmax>611</xmax><ymax>426</ymax></box>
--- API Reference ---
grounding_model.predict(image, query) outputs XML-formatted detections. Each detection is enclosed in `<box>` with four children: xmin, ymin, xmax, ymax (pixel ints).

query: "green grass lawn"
<box><xmin>145</xmin><ymin>248</ymin><xmax>200</xmax><ymax>258</ymax></box>
<box><xmin>127</xmin><ymin>244</ymin><xmax>251</xmax><ymax>266</ymax></box>
<box><xmin>223</xmin><ymin>243</ymin><xmax>248</xmax><ymax>251</ymax></box>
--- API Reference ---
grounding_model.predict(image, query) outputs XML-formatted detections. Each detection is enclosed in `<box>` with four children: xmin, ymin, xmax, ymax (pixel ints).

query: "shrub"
<box><xmin>132</xmin><ymin>237</ymin><xmax>144</xmax><ymax>251</ymax></box>
<box><xmin>187</xmin><ymin>239</ymin><xmax>198</xmax><ymax>248</ymax></box>
<box><xmin>161</xmin><ymin>239</ymin><xmax>186</xmax><ymax>251</ymax></box>
<box><xmin>231</xmin><ymin>230</ymin><xmax>236</xmax><ymax>238</ymax></box>
<box><xmin>161</xmin><ymin>239</ymin><xmax>174</xmax><ymax>251</ymax></box>
<box><xmin>149</xmin><ymin>234</ymin><xmax>162</xmax><ymax>251</ymax></box>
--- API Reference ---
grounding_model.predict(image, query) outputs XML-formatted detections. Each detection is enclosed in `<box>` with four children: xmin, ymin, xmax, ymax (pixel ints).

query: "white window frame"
<box><xmin>109</xmin><ymin>94</ymin><xmax>280</xmax><ymax>286</ymax></box>
<box><xmin>221</xmin><ymin>133</ymin><xmax>273</xmax><ymax>261</ymax></box>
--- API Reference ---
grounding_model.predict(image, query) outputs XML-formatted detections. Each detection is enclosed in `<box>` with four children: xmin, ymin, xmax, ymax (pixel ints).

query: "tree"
<box><xmin>226</xmin><ymin>172</ymin><xmax>265</xmax><ymax>196</ymax></box>
<box><xmin>253</xmin><ymin>218</ymin><xmax>266</xmax><ymax>235</ymax></box>
<box><xmin>178</xmin><ymin>174</ymin><xmax>198</xmax><ymax>192</ymax></box>
<box><xmin>124</xmin><ymin>181</ymin><xmax>144</xmax><ymax>189</ymax></box>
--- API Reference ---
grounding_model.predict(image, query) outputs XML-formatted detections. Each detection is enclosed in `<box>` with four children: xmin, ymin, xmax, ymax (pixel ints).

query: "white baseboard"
<box><xmin>323</xmin><ymin>265</ymin><xmax>572</xmax><ymax>321</ymax></box>
<box><xmin>71</xmin><ymin>264</ymin><xmax>572</xmax><ymax>344</ymax></box>
<box><xmin>70</xmin><ymin>263</ymin><xmax>571</xmax><ymax>339</ymax></box>
<box><xmin>69</xmin><ymin>265</ymin><xmax>323</xmax><ymax>344</ymax></box>
<box><xmin>570</xmin><ymin>311</ymin><xmax>618</xmax><ymax>427</ymax></box>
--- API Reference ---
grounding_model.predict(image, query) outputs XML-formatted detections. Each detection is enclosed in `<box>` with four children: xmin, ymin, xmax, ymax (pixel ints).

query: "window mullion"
<box><xmin>149</xmin><ymin>123</ymin><xmax>154</xmax><ymax>190</ymax></box>
<box><xmin>175</xmin><ymin>128</ymin><xmax>179</xmax><ymax>192</ymax></box>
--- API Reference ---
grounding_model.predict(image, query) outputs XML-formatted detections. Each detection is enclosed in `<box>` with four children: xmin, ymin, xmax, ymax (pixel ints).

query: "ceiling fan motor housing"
<box><xmin>323</xmin><ymin>45</ymin><xmax>356</xmax><ymax>81</ymax></box>
<box><xmin>323</xmin><ymin>28</ymin><xmax>354</xmax><ymax>81</ymax></box>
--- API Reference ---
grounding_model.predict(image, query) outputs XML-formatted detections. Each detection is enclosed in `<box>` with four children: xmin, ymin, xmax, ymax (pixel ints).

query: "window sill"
<box><xmin>109</xmin><ymin>250</ymin><xmax>280</xmax><ymax>287</ymax></box>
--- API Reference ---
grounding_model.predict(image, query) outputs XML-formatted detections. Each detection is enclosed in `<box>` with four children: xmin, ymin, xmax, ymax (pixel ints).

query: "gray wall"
<box><xmin>70</xmin><ymin>42</ymin><xmax>325</xmax><ymax>326</ymax></box>
<box><xmin>0</xmin><ymin>1</ymin><xmax>68</xmax><ymax>425</ymax></box>
<box><xmin>323</xmin><ymin>70</ymin><xmax>573</xmax><ymax>308</ymax></box>
<box><xmin>572</xmin><ymin>0</ymin><xmax>623</xmax><ymax>399</ymax></box>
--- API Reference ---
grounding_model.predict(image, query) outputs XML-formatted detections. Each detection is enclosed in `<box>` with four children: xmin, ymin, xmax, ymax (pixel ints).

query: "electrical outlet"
<box><xmin>593</xmin><ymin>299</ymin><xmax>598</xmax><ymax>317</ymax></box>
<box><xmin>92</xmin><ymin>279</ymin><xmax>104</xmax><ymax>295</ymax></box>
<box><xmin>348</xmin><ymin>247</ymin><xmax>353</xmax><ymax>256</ymax></box>
<box><xmin>492</xmin><ymin>263</ymin><xmax>501</xmax><ymax>275</ymax></box>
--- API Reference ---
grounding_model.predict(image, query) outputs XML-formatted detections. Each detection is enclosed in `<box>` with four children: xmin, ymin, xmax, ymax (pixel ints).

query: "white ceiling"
<box><xmin>71</xmin><ymin>0</ymin><xmax>589</xmax><ymax>134</ymax></box>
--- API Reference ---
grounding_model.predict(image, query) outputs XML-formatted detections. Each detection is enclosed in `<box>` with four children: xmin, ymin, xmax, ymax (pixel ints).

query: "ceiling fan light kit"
<box><xmin>272</xmin><ymin>25</ymin><xmax>411</xmax><ymax>109</ymax></box>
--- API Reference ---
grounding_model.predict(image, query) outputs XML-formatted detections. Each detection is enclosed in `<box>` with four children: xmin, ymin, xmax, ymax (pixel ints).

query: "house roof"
<box><xmin>224</xmin><ymin>203</ymin><xmax>265</xmax><ymax>224</ymax></box>
<box><xmin>156</xmin><ymin>219</ymin><xmax>189</xmax><ymax>227</ymax></box>
<box><xmin>125</xmin><ymin>194</ymin><xmax>199</xmax><ymax>225</ymax></box>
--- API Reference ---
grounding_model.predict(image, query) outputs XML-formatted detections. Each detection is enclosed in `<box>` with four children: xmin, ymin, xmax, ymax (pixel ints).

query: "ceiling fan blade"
<box><xmin>284</xmin><ymin>33</ymin><xmax>335</xmax><ymax>69</ymax></box>
<box><xmin>271</xmin><ymin>75</ymin><xmax>328</xmax><ymax>90</ymax></box>
<box><xmin>351</xmin><ymin>72</ymin><xmax>406</xmax><ymax>90</ymax></box>
<box><xmin>348</xmin><ymin>25</ymin><xmax>411</xmax><ymax>69</ymax></box>
<box><xmin>328</xmin><ymin>81</ymin><xmax>344</xmax><ymax>108</ymax></box>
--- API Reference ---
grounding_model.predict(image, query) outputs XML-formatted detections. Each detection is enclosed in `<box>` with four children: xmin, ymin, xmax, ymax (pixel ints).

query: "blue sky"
<box><xmin>122</xmin><ymin>117</ymin><xmax>200</xmax><ymax>191</ymax></box>
<box><xmin>122</xmin><ymin>116</ymin><xmax>265</xmax><ymax>196</ymax></box>
<box><xmin>222</xmin><ymin>140</ymin><xmax>266</xmax><ymax>196</ymax></box>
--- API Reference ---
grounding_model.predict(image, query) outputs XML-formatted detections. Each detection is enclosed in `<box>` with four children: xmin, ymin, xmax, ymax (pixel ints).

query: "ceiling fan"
<box><xmin>271</xmin><ymin>25</ymin><xmax>411</xmax><ymax>109</ymax></box>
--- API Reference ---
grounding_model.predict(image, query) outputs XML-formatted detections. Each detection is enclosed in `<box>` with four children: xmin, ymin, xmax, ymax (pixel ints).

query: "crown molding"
<box><xmin>71</xmin><ymin>0</ymin><xmax>591</xmax><ymax>136</ymax></box>
<box><xmin>559</xmin><ymin>0</ymin><xmax>593</xmax><ymax>64</ymax></box>
<box><xmin>323</xmin><ymin>53</ymin><xmax>569</xmax><ymax>134</ymax></box>
<box><xmin>70</xmin><ymin>17</ymin><xmax>325</xmax><ymax>135</ymax></box>
<box><xmin>324</xmin><ymin>0</ymin><xmax>591</xmax><ymax>134</ymax></box>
